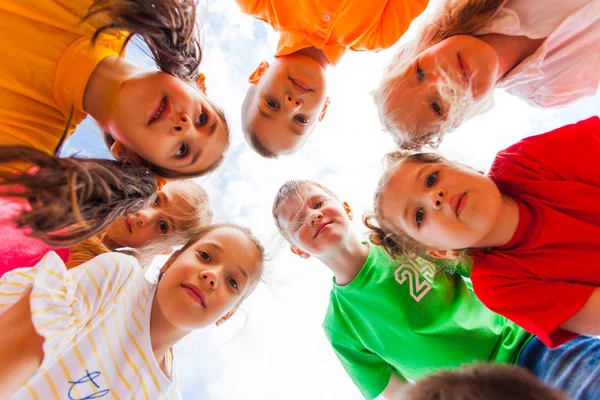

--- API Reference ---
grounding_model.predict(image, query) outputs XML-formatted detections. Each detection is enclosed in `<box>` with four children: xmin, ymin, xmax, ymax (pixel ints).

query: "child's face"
<box><xmin>245</xmin><ymin>54</ymin><xmax>328</xmax><ymax>156</ymax></box>
<box><xmin>385</xmin><ymin>35</ymin><xmax>498</xmax><ymax>138</ymax></box>
<box><xmin>378</xmin><ymin>160</ymin><xmax>503</xmax><ymax>251</ymax></box>
<box><xmin>104</xmin><ymin>183</ymin><xmax>189</xmax><ymax>249</ymax></box>
<box><xmin>106</xmin><ymin>71</ymin><xmax>228</xmax><ymax>174</ymax></box>
<box><xmin>155</xmin><ymin>227</ymin><xmax>261</xmax><ymax>330</ymax></box>
<box><xmin>277</xmin><ymin>185</ymin><xmax>352</xmax><ymax>257</ymax></box>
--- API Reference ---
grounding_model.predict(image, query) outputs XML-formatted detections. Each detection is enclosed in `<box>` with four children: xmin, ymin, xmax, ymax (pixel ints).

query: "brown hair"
<box><xmin>402</xmin><ymin>364</ymin><xmax>566</xmax><ymax>400</ymax></box>
<box><xmin>272</xmin><ymin>180</ymin><xmax>339</xmax><ymax>240</ymax></box>
<box><xmin>159</xmin><ymin>223</ymin><xmax>266</xmax><ymax>300</ymax></box>
<box><xmin>241</xmin><ymin>85</ymin><xmax>278</xmax><ymax>159</ymax></box>
<box><xmin>0</xmin><ymin>146</ymin><xmax>157</xmax><ymax>247</ymax></box>
<box><xmin>364</xmin><ymin>150</ymin><xmax>454</xmax><ymax>260</ymax></box>
<box><xmin>373</xmin><ymin>0</ymin><xmax>504</xmax><ymax>149</ymax></box>
<box><xmin>66</xmin><ymin>179</ymin><xmax>214</xmax><ymax>268</ymax></box>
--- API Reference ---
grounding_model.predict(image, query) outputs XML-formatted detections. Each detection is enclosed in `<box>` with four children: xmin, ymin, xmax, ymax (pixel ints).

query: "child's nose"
<box><xmin>201</xmin><ymin>270</ymin><xmax>218</xmax><ymax>289</ymax></box>
<box><xmin>285</xmin><ymin>93</ymin><xmax>303</xmax><ymax>111</ymax></box>
<box><xmin>429</xmin><ymin>189</ymin><xmax>447</xmax><ymax>210</ymax></box>
<box><xmin>170</xmin><ymin>113</ymin><xmax>193</xmax><ymax>137</ymax></box>
<box><xmin>308</xmin><ymin>212</ymin><xmax>323</xmax><ymax>226</ymax></box>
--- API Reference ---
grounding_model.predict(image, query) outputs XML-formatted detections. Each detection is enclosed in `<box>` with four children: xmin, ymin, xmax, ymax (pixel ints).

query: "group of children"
<box><xmin>0</xmin><ymin>0</ymin><xmax>598</xmax><ymax>398</ymax></box>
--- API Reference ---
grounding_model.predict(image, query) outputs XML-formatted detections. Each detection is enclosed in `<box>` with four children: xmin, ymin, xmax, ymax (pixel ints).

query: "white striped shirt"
<box><xmin>0</xmin><ymin>252</ymin><xmax>181</xmax><ymax>400</ymax></box>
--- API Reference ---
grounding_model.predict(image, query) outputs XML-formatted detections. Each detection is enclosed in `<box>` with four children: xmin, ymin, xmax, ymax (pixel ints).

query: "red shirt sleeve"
<box><xmin>471</xmin><ymin>258</ymin><xmax>596</xmax><ymax>348</ymax></box>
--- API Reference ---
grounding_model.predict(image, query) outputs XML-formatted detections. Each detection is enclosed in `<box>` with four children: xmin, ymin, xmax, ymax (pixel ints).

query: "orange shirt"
<box><xmin>236</xmin><ymin>0</ymin><xmax>428</xmax><ymax>65</ymax></box>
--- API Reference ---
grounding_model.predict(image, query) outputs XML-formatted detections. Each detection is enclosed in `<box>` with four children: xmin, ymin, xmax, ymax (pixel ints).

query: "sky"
<box><xmin>63</xmin><ymin>1</ymin><xmax>600</xmax><ymax>398</ymax></box>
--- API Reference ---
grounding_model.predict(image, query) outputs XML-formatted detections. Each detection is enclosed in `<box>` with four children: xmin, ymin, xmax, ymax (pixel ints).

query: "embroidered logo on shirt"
<box><xmin>394</xmin><ymin>257</ymin><xmax>435</xmax><ymax>302</ymax></box>
<box><xmin>68</xmin><ymin>370</ymin><xmax>110</xmax><ymax>399</ymax></box>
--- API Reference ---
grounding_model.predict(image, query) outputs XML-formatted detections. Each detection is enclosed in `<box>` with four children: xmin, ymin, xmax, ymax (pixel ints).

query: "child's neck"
<box><xmin>149</xmin><ymin>295</ymin><xmax>189</xmax><ymax>376</ymax></box>
<box><xmin>295</xmin><ymin>46</ymin><xmax>330</xmax><ymax>69</ymax></box>
<box><xmin>83</xmin><ymin>55</ymin><xmax>139</xmax><ymax>126</ymax></box>
<box><xmin>317</xmin><ymin>234</ymin><xmax>370</xmax><ymax>286</ymax></box>
<box><xmin>478</xmin><ymin>34</ymin><xmax>545</xmax><ymax>81</ymax></box>
<box><xmin>476</xmin><ymin>193</ymin><xmax>520</xmax><ymax>249</ymax></box>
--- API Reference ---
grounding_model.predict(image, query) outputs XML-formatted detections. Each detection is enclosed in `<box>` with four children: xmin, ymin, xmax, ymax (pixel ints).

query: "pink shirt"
<box><xmin>476</xmin><ymin>0</ymin><xmax>600</xmax><ymax>107</ymax></box>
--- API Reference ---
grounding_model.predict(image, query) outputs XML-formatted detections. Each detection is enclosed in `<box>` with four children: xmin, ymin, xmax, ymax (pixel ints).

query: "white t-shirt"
<box><xmin>0</xmin><ymin>252</ymin><xmax>181</xmax><ymax>400</ymax></box>
<box><xmin>476</xmin><ymin>0</ymin><xmax>600</xmax><ymax>107</ymax></box>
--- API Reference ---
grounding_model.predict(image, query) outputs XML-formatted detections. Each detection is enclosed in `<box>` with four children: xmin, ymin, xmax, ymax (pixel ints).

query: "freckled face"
<box><xmin>155</xmin><ymin>227</ymin><xmax>261</xmax><ymax>330</ymax></box>
<box><xmin>379</xmin><ymin>160</ymin><xmax>503</xmax><ymax>250</ymax></box>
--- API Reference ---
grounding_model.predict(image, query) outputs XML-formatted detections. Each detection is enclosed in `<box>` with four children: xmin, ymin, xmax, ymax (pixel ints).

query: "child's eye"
<box><xmin>294</xmin><ymin>115</ymin><xmax>309</xmax><ymax>125</ymax></box>
<box><xmin>228</xmin><ymin>277</ymin><xmax>239</xmax><ymax>290</ymax></box>
<box><xmin>198</xmin><ymin>250</ymin><xmax>211</xmax><ymax>262</ymax></box>
<box><xmin>431</xmin><ymin>102</ymin><xmax>443</xmax><ymax>117</ymax></box>
<box><xmin>416</xmin><ymin>64</ymin><xmax>425</xmax><ymax>81</ymax></box>
<box><xmin>415</xmin><ymin>207</ymin><xmax>425</xmax><ymax>227</ymax></box>
<box><xmin>426</xmin><ymin>172</ymin><xmax>438</xmax><ymax>188</ymax></box>
<box><xmin>197</xmin><ymin>111</ymin><xmax>208</xmax><ymax>126</ymax></box>
<box><xmin>315</xmin><ymin>200</ymin><xmax>325</xmax><ymax>208</ymax></box>
<box><xmin>153</xmin><ymin>196</ymin><xmax>161</xmax><ymax>208</ymax></box>
<box><xmin>265</xmin><ymin>98</ymin><xmax>279</xmax><ymax>110</ymax></box>
<box><xmin>175</xmin><ymin>143</ymin><xmax>188</xmax><ymax>159</ymax></box>
<box><xmin>159</xmin><ymin>220</ymin><xmax>169</xmax><ymax>234</ymax></box>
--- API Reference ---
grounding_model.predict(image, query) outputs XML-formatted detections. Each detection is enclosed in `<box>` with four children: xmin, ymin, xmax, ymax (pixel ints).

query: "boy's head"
<box><xmin>402</xmin><ymin>364</ymin><xmax>566</xmax><ymax>400</ymax></box>
<box><xmin>272</xmin><ymin>180</ymin><xmax>354</xmax><ymax>258</ymax></box>
<box><xmin>242</xmin><ymin>55</ymin><xmax>330</xmax><ymax>158</ymax></box>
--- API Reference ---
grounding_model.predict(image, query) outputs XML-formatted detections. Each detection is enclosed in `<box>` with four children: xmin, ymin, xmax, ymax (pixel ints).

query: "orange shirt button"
<box><xmin>322</xmin><ymin>13</ymin><xmax>331</xmax><ymax>22</ymax></box>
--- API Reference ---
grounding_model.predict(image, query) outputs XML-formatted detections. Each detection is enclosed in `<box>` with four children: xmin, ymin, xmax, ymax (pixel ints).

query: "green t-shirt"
<box><xmin>323</xmin><ymin>244</ymin><xmax>532</xmax><ymax>399</ymax></box>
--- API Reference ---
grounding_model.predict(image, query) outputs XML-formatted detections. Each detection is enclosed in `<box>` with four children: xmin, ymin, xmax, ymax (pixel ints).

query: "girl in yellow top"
<box><xmin>0</xmin><ymin>0</ymin><xmax>229</xmax><ymax>246</ymax></box>
<box><xmin>0</xmin><ymin>223</ymin><xmax>265</xmax><ymax>399</ymax></box>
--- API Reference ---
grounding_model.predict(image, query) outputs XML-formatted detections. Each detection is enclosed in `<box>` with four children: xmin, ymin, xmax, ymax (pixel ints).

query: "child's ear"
<box><xmin>159</xmin><ymin>250</ymin><xmax>182</xmax><ymax>275</ymax></box>
<box><xmin>290</xmin><ymin>246</ymin><xmax>311</xmax><ymax>259</ymax></box>
<box><xmin>248</xmin><ymin>61</ymin><xmax>270</xmax><ymax>84</ymax></box>
<box><xmin>215</xmin><ymin>310</ymin><xmax>236</xmax><ymax>327</ymax></box>
<box><xmin>342</xmin><ymin>201</ymin><xmax>353</xmax><ymax>220</ymax></box>
<box><xmin>319</xmin><ymin>97</ymin><xmax>331</xmax><ymax>121</ymax></box>
<box><xmin>426</xmin><ymin>249</ymin><xmax>459</xmax><ymax>259</ymax></box>
<box><xmin>110</xmin><ymin>140</ymin><xmax>142</xmax><ymax>163</ymax></box>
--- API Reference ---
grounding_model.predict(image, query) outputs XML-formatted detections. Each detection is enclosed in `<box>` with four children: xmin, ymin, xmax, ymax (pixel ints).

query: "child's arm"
<box><xmin>560</xmin><ymin>287</ymin><xmax>600</xmax><ymax>336</ymax></box>
<box><xmin>0</xmin><ymin>288</ymin><xmax>44</xmax><ymax>398</ymax></box>
<box><xmin>381</xmin><ymin>372</ymin><xmax>408</xmax><ymax>399</ymax></box>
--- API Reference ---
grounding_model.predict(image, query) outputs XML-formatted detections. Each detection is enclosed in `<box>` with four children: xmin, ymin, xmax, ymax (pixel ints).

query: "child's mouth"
<box><xmin>289</xmin><ymin>78</ymin><xmax>314</xmax><ymax>94</ymax></box>
<box><xmin>148</xmin><ymin>96</ymin><xmax>170</xmax><ymax>125</ymax></box>
<box><xmin>313</xmin><ymin>222</ymin><xmax>332</xmax><ymax>238</ymax></box>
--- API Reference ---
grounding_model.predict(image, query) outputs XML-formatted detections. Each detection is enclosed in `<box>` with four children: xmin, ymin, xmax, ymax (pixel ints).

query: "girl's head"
<box><xmin>365</xmin><ymin>150</ymin><xmax>503</xmax><ymax>261</ymax></box>
<box><xmin>88</xmin><ymin>0</ymin><xmax>230</xmax><ymax>177</ymax></box>
<box><xmin>373</xmin><ymin>0</ymin><xmax>503</xmax><ymax>149</ymax></box>
<box><xmin>104</xmin><ymin>179</ymin><xmax>213</xmax><ymax>251</ymax></box>
<box><xmin>155</xmin><ymin>223</ymin><xmax>265</xmax><ymax>330</ymax></box>
<box><xmin>272</xmin><ymin>180</ymin><xmax>354</xmax><ymax>258</ymax></box>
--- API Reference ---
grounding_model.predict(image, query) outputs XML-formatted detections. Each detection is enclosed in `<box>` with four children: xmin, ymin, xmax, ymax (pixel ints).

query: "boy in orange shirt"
<box><xmin>238</xmin><ymin>0</ymin><xmax>428</xmax><ymax>158</ymax></box>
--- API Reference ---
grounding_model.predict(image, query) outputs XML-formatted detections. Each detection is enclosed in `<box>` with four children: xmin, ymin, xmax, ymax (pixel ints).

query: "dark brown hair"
<box><xmin>402</xmin><ymin>364</ymin><xmax>566</xmax><ymax>400</ymax></box>
<box><xmin>0</xmin><ymin>146</ymin><xmax>157</xmax><ymax>247</ymax></box>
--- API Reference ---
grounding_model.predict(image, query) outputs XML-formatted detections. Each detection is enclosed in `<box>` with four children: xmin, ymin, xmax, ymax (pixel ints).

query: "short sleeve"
<box><xmin>471</xmin><ymin>272</ymin><xmax>596</xmax><ymax>348</ymax></box>
<box><xmin>0</xmin><ymin>251</ymin><xmax>140</xmax><ymax>367</ymax></box>
<box><xmin>324</xmin><ymin>327</ymin><xmax>398</xmax><ymax>399</ymax></box>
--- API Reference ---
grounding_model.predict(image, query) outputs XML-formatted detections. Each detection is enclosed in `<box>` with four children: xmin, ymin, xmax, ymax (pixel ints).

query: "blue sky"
<box><xmin>63</xmin><ymin>1</ymin><xmax>599</xmax><ymax>398</ymax></box>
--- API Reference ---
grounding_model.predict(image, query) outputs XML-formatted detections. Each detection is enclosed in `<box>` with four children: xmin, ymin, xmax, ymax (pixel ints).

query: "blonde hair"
<box><xmin>364</xmin><ymin>150</ymin><xmax>470</xmax><ymax>268</ymax></box>
<box><xmin>272</xmin><ymin>180</ymin><xmax>339</xmax><ymax>241</ymax></box>
<box><xmin>373</xmin><ymin>0</ymin><xmax>504</xmax><ymax>149</ymax></box>
<box><xmin>67</xmin><ymin>179</ymin><xmax>213</xmax><ymax>268</ymax></box>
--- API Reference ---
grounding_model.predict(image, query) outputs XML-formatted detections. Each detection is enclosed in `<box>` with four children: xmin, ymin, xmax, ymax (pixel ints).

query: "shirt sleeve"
<box><xmin>234</xmin><ymin>0</ymin><xmax>265</xmax><ymax>17</ymax></box>
<box><xmin>0</xmin><ymin>251</ymin><xmax>140</xmax><ymax>367</ymax></box>
<box><xmin>471</xmin><ymin>269</ymin><xmax>596</xmax><ymax>348</ymax></box>
<box><xmin>491</xmin><ymin>116</ymin><xmax>600</xmax><ymax>186</ymax></box>
<box><xmin>324</xmin><ymin>326</ymin><xmax>401</xmax><ymax>399</ymax></box>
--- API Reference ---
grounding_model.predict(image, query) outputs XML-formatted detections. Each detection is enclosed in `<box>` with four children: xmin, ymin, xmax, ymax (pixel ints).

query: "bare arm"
<box><xmin>380</xmin><ymin>372</ymin><xmax>407</xmax><ymax>400</ymax></box>
<box><xmin>0</xmin><ymin>288</ymin><xmax>45</xmax><ymax>398</ymax></box>
<box><xmin>560</xmin><ymin>287</ymin><xmax>600</xmax><ymax>336</ymax></box>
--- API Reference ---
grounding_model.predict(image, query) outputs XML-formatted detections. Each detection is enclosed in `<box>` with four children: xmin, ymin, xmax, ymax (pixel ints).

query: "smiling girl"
<box><xmin>366</xmin><ymin>117</ymin><xmax>600</xmax><ymax>354</ymax></box>
<box><xmin>0</xmin><ymin>223</ymin><xmax>264</xmax><ymax>399</ymax></box>
<box><xmin>0</xmin><ymin>0</ymin><xmax>229</xmax><ymax>245</ymax></box>
<box><xmin>373</xmin><ymin>0</ymin><xmax>600</xmax><ymax>149</ymax></box>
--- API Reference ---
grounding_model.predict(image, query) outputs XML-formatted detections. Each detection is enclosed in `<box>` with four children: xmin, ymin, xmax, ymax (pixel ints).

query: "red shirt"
<box><xmin>471</xmin><ymin>116</ymin><xmax>600</xmax><ymax>348</ymax></box>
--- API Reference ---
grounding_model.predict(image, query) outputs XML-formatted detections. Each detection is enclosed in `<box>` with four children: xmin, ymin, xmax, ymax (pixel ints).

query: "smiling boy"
<box><xmin>238</xmin><ymin>0</ymin><xmax>429</xmax><ymax>158</ymax></box>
